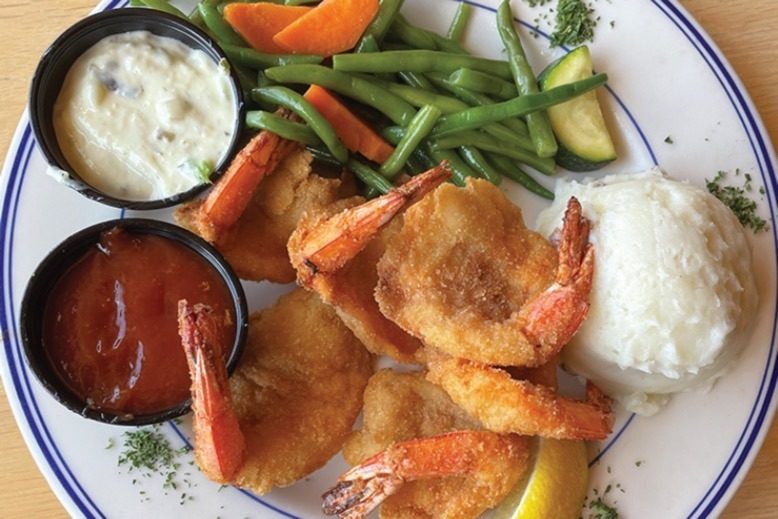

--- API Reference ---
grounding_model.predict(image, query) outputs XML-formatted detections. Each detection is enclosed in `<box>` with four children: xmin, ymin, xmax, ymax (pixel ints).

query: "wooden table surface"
<box><xmin>1</xmin><ymin>1</ymin><xmax>777</xmax><ymax>517</ymax></box>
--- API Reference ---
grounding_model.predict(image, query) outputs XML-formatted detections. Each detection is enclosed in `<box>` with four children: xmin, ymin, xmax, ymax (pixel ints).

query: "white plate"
<box><xmin>2</xmin><ymin>0</ymin><xmax>776</xmax><ymax>517</ymax></box>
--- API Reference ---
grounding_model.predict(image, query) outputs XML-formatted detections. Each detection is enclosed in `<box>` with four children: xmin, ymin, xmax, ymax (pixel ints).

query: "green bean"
<box><xmin>380</xmin><ymin>105</ymin><xmax>442</xmax><ymax>178</ymax></box>
<box><xmin>360</xmin><ymin>77</ymin><xmax>529</xmax><ymax>150</ymax></box>
<box><xmin>246</xmin><ymin>111</ymin><xmax>322</xmax><ymax>146</ymax></box>
<box><xmin>307</xmin><ymin>146</ymin><xmax>343</xmax><ymax>167</ymax></box>
<box><xmin>187</xmin><ymin>4</ymin><xmax>207</xmax><ymax>30</ymax></box>
<box><xmin>390</xmin><ymin>15</ymin><xmax>466</xmax><ymax>54</ymax></box>
<box><xmin>431</xmin><ymin>73</ymin><xmax>607</xmax><ymax>136</ymax></box>
<box><xmin>373</xmin><ymin>79</ymin><xmax>535</xmax><ymax>151</ymax></box>
<box><xmin>199</xmin><ymin>0</ymin><xmax>246</xmax><ymax>46</ymax></box>
<box><xmin>458</xmin><ymin>146</ymin><xmax>502</xmax><ymax>185</ymax></box>
<box><xmin>130</xmin><ymin>0</ymin><xmax>187</xmax><ymax>17</ymax></box>
<box><xmin>357</xmin><ymin>34</ymin><xmax>381</xmax><ymax>53</ymax></box>
<box><xmin>430</xmin><ymin>130</ymin><xmax>555</xmax><ymax>175</ymax></box>
<box><xmin>233</xmin><ymin>65</ymin><xmax>257</xmax><ymax>98</ymax></box>
<box><xmin>426</xmin><ymin>145</ymin><xmax>474</xmax><ymax>187</ymax></box>
<box><xmin>333</xmin><ymin>50</ymin><xmax>512</xmax><ymax>80</ymax></box>
<box><xmin>497</xmin><ymin>0</ymin><xmax>557</xmax><ymax>158</ymax></box>
<box><xmin>380</xmin><ymin>74</ymin><xmax>531</xmax><ymax>148</ymax></box>
<box><xmin>448</xmin><ymin>68</ymin><xmax>517</xmax><ymax>100</ymax></box>
<box><xmin>405</xmin><ymin>153</ymin><xmax>430</xmax><ymax>175</ymax></box>
<box><xmin>383</xmin><ymin>128</ymin><xmax>476</xmax><ymax>186</ymax></box>
<box><xmin>427</xmin><ymin>72</ymin><xmax>498</xmax><ymax>106</ymax></box>
<box><xmin>397</xmin><ymin>71</ymin><xmax>436</xmax><ymax>90</ymax></box>
<box><xmin>256</xmin><ymin>70</ymin><xmax>276</xmax><ymax>88</ymax></box>
<box><xmin>381</xmin><ymin>127</ymin><xmax>438</xmax><ymax>171</ymax></box>
<box><xmin>388</xmin><ymin>15</ymin><xmax>437</xmax><ymax>50</ymax></box>
<box><xmin>427</xmin><ymin>72</ymin><xmax>529</xmax><ymax>133</ymax></box>
<box><xmin>354</xmin><ymin>35</ymin><xmax>396</xmax><ymax>81</ymax></box>
<box><xmin>265</xmin><ymin>65</ymin><xmax>417</xmax><ymax>125</ymax></box>
<box><xmin>356</xmin><ymin>0</ymin><xmax>405</xmax><ymax>50</ymax></box>
<box><xmin>381</xmin><ymin>131</ymin><xmax>478</xmax><ymax>187</ymax></box>
<box><xmin>349</xmin><ymin>159</ymin><xmax>394</xmax><ymax>194</ymax></box>
<box><xmin>488</xmin><ymin>154</ymin><xmax>554</xmax><ymax>199</ymax></box>
<box><xmin>379</xmin><ymin>81</ymin><xmax>467</xmax><ymax>114</ymax></box>
<box><xmin>221</xmin><ymin>44</ymin><xmax>323</xmax><ymax>69</ymax></box>
<box><xmin>252</xmin><ymin>86</ymin><xmax>349</xmax><ymax>163</ymax></box>
<box><xmin>447</xmin><ymin>2</ymin><xmax>473</xmax><ymax>42</ymax></box>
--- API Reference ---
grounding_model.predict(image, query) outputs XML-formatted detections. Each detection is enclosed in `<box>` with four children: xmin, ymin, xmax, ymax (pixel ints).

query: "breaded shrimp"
<box><xmin>215</xmin><ymin>149</ymin><xmax>355</xmax><ymax>283</ymax></box>
<box><xmin>178</xmin><ymin>289</ymin><xmax>373</xmax><ymax>495</ymax></box>
<box><xmin>176</xmin><ymin>107</ymin><xmax>355</xmax><ymax>283</ymax></box>
<box><xmin>376</xmin><ymin>178</ymin><xmax>594</xmax><ymax>367</ymax></box>
<box><xmin>426</xmin><ymin>351</ymin><xmax>613</xmax><ymax>440</ymax></box>
<box><xmin>288</xmin><ymin>165</ymin><xmax>452</xmax><ymax>363</ymax></box>
<box><xmin>337</xmin><ymin>370</ymin><xmax>529</xmax><ymax>519</ymax></box>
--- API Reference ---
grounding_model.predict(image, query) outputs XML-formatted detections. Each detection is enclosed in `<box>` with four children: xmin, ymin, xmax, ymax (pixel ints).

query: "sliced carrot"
<box><xmin>273</xmin><ymin>0</ymin><xmax>380</xmax><ymax>56</ymax></box>
<box><xmin>223</xmin><ymin>3</ymin><xmax>312</xmax><ymax>54</ymax></box>
<box><xmin>304</xmin><ymin>85</ymin><xmax>394</xmax><ymax>164</ymax></box>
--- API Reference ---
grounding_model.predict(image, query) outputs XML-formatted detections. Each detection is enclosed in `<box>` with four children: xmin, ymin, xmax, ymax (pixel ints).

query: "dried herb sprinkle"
<box><xmin>588</xmin><ymin>497</ymin><xmax>619</xmax><ymax>518</ymax></box>
<box><xmin>115</xmin><ymin>426</ymin><xmax>194</xmax><ymax>503</ymax></box>
<box><xmin>551</xmin><ymin>0</ymin><xmax>598</xmax><ymax>47</ymax></box>
<box><xmin>706</xmin><ymin>170</ymin><xmax>768</xmax><ymax>232</ymax></box>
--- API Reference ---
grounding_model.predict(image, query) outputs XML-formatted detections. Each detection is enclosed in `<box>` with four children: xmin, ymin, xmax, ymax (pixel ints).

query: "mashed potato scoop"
<box><xmin>537</xmin><ymin>168</ymin><xmax>758</xmax><ymax>415</ymax></box>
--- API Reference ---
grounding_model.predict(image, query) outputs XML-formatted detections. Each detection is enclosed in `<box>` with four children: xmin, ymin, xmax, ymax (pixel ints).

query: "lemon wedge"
<box><xmin>492</xmin><ymin>438</ymin><xmax>589</xmax><ymax>519</ymax></box>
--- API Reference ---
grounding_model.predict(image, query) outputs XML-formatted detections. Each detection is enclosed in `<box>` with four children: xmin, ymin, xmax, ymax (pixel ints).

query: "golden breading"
<box><xmin>376</xmin><ymin>179</ymin><xmax>558</xmax><ymax>367</ymax></box>
<box><xmin>289</xmin><ymin>203</ymin><xmax>424</xmax><ymax>364</ymax></box>
<box><xmin>215</xmin><ymin>149</ymin><xmax>355</xmax><ymax>283</ymax></box>
<box><xmin>229</xmin><ymin>288</ymin><xmax>373</xmax><ymax>494</ymax></box>
<box><xmin>426</xmin><ymin>352</ymin><xmax>613</xmax><ymax>441</ymax></box>
<box><xmin>344</xmin><ymin>370</ymin><xmax>528</xmax><ymax>519</ymax></box>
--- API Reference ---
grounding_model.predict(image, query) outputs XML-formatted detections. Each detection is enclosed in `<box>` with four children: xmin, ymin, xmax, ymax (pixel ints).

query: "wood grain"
<box><xmin>0</xmin><ymin>1</ymin><xmax>776</xmax><ymax>517</ymax></box>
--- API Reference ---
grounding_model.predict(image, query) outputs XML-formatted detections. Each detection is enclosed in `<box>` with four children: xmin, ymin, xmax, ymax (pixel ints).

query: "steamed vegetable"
<box><xmin>223</xmin><ymin>3</ymin><xmax>311</xmax><ymax>53</ymax></box>
<box><xmin>303</xmin><ymin>85</ymin><xmax>395</xmax><ymax>163</ymax></box>
<box><xmin>253</xmin><ymin>86</ymin><xmax>349</xmax><ymax>163</ymax></box>
<box><xmin>539</xmin><ymin>46</ymin><xmax>617</xmax><ymax>171</ymax></box>
<box><xmin>496</xmin><ymin>0</ymin><xmax>558</xmax><ymax>158</ymax></box>
<box><xmin>273</xmin><ymin>0</ymin><xmax>380</xmax><ymax>56</ymax></box>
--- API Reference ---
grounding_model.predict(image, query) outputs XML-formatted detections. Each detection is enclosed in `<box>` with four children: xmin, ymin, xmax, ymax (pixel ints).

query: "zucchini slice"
<box><xmin>539</xmin><ymin>46</ymin><xmax>617</xmax><ymax>172</ymax></box>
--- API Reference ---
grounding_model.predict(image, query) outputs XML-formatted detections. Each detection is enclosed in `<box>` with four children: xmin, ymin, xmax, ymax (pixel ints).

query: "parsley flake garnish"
<box><xmin>706</xmin><ymin>170</ymin><xmax>769</xmax><ymax>232</ymax></box>
<box><xmin>589</xmin><ymin>497</ymin><xmax>619</xmax><ymax>518</ymax></box>
<box><xmin>550</xmin><ymin>0</ymin><xmax>597</xmax><ymax>47</ymax></box>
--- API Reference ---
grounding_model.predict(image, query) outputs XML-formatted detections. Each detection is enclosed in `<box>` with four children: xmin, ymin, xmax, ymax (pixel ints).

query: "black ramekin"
<box><xmin>19</xmin><ymin>218</ymin><xmax>248</xmax><ymax>426</ymax></box>
<box><xmin>29</xmin><ymin>8</ymin><xmax>245</xmax><ymax>210</ymax></box>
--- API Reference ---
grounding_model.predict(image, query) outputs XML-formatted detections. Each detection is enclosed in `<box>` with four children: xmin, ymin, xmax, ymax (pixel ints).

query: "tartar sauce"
<box><xmin>53</xmin><ymin>31</ymin><xmax>237</xmax><ymax>201</ymax></box>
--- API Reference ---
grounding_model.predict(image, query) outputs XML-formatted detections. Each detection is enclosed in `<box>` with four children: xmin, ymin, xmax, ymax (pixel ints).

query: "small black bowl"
<box><xmin>19</xmin><ymin>219</ymin><xmax>248</xmax><ymax>426</ymax></box>
<box><xmin>29</xmin><ymin>8</ymin><xmax>245</xmax><ymax>210</ymax></box>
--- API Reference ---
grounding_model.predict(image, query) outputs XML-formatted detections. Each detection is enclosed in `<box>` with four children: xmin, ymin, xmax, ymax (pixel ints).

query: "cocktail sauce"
<box><xmin>42</xmin><ymin>227</ymin><xmax>235</xmax><ymax>416</ymax></box>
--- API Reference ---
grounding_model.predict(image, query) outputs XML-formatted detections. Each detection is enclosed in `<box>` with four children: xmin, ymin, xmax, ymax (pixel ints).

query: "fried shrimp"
<box><xmin>426</xmin><ymin>352</ymin><xmax>613</xmax><ymax>440</ymax></box>
<box><xmin>343</xmin><ymin>370</ymin><xmax>478</xmax><ymax>464</ymax></box>
<box><xmin>178</xmin><ymin>289</ymin><xmax>373</xmax><ymax>495</ymax></box>
<box><xmin>288</xmin><ymin>165</ymin><xmax>452</xmax><ymax>363</ymax></box>
<box><xmin>176</xmin><ymin>108</ymin><xmax>356</xmax><ymax>283</ymax></box>
<box><xmin>326</xmin><ymin>431</ymin><xmax>530</xmax><ymax>519</ymax></box>
<box><xmin>376</xmin><ymin>178</ymin><xmax>594</xmax><ymax>367</ymax></box>
<box><xmin>214</xmin><ymin>149</ymin><xmax>355</xmax><ymax>283</ymax></box>
<box><xmin>337</xmin><ymin>370</ymin><xmax>529</xmax><ymax>519</ymax></box>
<box><xmin>175</xmin><ymin>124</ymin><xmax>299</xmax><ymax>244</ymax></box>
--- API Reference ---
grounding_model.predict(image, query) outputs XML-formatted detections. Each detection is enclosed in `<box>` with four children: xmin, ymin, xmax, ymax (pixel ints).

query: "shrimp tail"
<box><xmin>178</xmin><ymin>300</ymin><xmax>246</xmax><ymax>483</ymax></box>
<box><xmin>322</xmin><ymin>453</ymin><xmax>403</xmax><ymax>518</ymax></box>
<box><xmin>176</xmin><ymin>110</ymin><xmax>299</xmax><ymax>244</ymax></box>
<box><xmin>289</xmin><ymin>162</ymin><xmax>451</xmax><ymax>287</ymax></box>
<box><xmin>322</xmin><ymin>431</ymin><xmax>527</xmax><ymax>519</ymax></box>
<box><xmin>520</xmin><ymin>196</ymin><xmax>594</xmax><ymax>354</ymax></box>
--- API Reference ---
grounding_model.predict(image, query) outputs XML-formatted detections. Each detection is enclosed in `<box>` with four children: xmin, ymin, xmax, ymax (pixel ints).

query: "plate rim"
<box><xmin>1</xmin><ymin>0</ymin><xmax>776</xmax><ymax>517</ymax></box>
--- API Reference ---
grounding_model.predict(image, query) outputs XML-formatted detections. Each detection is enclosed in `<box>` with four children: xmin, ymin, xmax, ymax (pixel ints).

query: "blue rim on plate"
<box><xmin>0</xmin><ymin>0</ymin><xmax>776</xmax><ymax>517</ymax></box>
